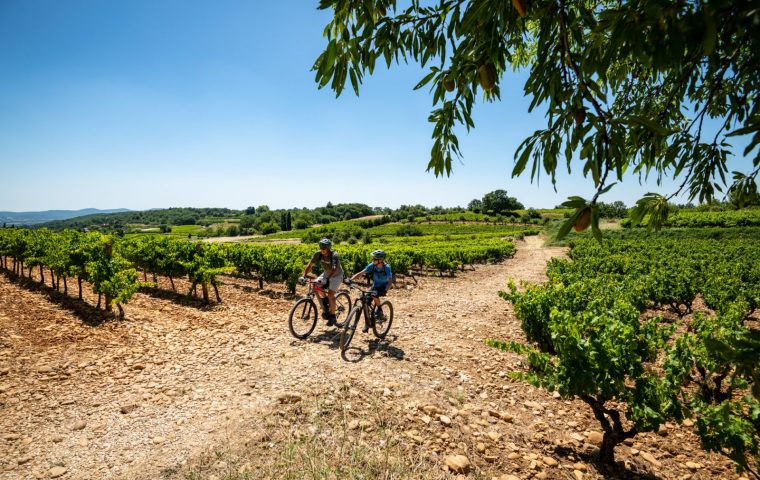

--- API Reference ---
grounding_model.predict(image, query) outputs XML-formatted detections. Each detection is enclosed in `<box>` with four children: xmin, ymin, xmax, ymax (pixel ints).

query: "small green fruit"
<box><xmin>477</xmin><ymin>64</ymin><xmax>497</xmax><ymax>91</ymax></box>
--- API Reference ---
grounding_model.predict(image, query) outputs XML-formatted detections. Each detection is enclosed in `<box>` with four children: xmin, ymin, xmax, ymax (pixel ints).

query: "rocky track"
<box><xmin>0</xmin><ymin>236</ymin><xmax>744</xmax><ymax>479</ymax></box>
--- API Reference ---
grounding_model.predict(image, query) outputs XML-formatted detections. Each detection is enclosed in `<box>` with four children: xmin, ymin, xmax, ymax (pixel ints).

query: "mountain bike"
<box><xmin>339</xmin><ymin>280</ymin><xmax>394</xmax><ymax>352</ymax></box>
<box><xmin>288</xmin><ymin>276</ymin><xmax>351</xmax><ymax>339</ymax></box>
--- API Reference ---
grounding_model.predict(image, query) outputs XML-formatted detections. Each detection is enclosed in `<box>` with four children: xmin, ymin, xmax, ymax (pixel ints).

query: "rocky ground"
<box><xmin>0</xmin><ymin>236</ymin><xmax>749</xmax><ymax>480</ymax></box>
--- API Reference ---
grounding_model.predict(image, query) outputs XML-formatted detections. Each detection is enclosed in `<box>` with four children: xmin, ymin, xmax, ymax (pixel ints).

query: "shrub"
<box><xmin>396</xmin><ymin>225</ymin><xmax>423</xmax><ymax>237</ymax></box>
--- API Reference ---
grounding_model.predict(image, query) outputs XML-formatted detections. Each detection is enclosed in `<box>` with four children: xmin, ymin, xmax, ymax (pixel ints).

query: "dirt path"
<box><xmin>0</xmin><ymin>236</ymin><xmax>741</xmax><ymax>479</ymax></box>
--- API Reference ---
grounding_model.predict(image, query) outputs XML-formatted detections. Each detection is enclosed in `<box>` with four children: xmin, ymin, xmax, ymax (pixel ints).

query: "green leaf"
<box><xmin>414</xmin><ymin>69</ymin><xmax>438</xmax><ymax>90</ymax></box>
<box><xmin>630</xmin><ymin>193</ymin><xmax>670</xmax><ymax>231</ymax></box>
<box><xmin>627</xmin><ymin>116</ymin><xmax>670</xmax><ymax>136</ymax></box>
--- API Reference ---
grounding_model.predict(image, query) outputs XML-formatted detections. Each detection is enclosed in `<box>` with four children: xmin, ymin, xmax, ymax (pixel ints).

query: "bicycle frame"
<box><xmin>339</xmin><ymin>280</ymin><xmax>393</xmax><ymax>351</ymax></box>
<box><xmin>290</xmin><ymin>277</ymin><xmax>352</xmax><ymax>338</ymax></box>
<box><xmin>301</xmin><ymin>277</ymin><xmax>328</xmax><ymax>300</ymax></box>
<box><xmin>347</xmin><ymin>285</ymin><xmax>377</xmax><ymax>327</ymax></box>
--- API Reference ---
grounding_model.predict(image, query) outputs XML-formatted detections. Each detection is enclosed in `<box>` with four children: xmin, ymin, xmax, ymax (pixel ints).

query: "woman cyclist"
<box><xmin>349</xmin><ymin>249</ymin><xmax>392</xmax><ymax>332</ymax></box>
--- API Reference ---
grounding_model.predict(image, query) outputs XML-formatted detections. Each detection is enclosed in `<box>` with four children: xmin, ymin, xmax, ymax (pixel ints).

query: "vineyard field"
<box><xmin>0</xmin><ymin>220</ymin><xmax>757</xmax><ymax>479</ymax></box>
<box><xmin>495</xmin><ymin>228</ymin><xmax>759</xmax><ymax>472</ymax></box>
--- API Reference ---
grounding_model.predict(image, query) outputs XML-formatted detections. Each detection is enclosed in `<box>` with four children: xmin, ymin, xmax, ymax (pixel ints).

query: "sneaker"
<box><xmin>326</xmin><ymin>314</ymin><xmax>336</xmax><ymax>327</ymax></box>
<box><xmin>321</xmin><ymin>311</ymin><xmax>329</xmax><ymax>320</ymax></box>
<box><xmin>375</xmin><ymin>310</ymin><xmax>386</xmax><ymax>320</ymax></box>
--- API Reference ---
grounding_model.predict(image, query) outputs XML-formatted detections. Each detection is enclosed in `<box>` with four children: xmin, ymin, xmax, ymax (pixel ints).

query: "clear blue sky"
<box><xmin>0</xmin><ymin>1</ymin><xmax>751</xmax><ymax>212</ymax></box>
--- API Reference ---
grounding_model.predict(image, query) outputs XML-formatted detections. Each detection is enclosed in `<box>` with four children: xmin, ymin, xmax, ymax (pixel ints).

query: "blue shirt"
<box><xmin>362</xmin><ymin>262</ymin><xmax>392</xmax><ymax>288</ymax></box>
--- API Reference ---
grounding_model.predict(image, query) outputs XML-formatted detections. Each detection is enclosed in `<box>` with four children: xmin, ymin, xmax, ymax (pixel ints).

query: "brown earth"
<box><xmin>0</xmin><ymin>236</ymin><xmax>747</xmax><ymax>480</ymax></box>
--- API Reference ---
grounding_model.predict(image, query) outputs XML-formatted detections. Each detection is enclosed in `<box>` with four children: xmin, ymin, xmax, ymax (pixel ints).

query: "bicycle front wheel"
<box><xmin>372</xmin><ymin>300</ymin><xmax>394</xmax><ymax>339</ymax></box>
<box><xmin>340</xmin><ymin>306</ymin><xmax>362</xmax><ymax>352</ymax></box>
<box><xmin>288</xmin><ymin>298</ymin><xmax>318</xmax><ymax>339</ymax></box>
<box><xmin>333</xmin><ymin>290</ymin><xmax>352</xmax><ymax>328</ymax></box>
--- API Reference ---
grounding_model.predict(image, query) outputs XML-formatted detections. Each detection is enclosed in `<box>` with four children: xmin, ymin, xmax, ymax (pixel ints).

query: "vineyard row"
<box><xmin>0</xmin><ymin>229</ymin><xmax>516</xmax><ymax>313</ymax></box>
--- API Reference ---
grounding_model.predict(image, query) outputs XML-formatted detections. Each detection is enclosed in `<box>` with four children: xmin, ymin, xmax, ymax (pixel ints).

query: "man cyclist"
<box><xmin>302</xmin><ymin>238</ymin><xmax>344</xmax><ymax>326</ymax></box>
<box><xmin>349</xmin><ymin>249</ymin><xmax>392</xmax><ymax>332</ymax></box>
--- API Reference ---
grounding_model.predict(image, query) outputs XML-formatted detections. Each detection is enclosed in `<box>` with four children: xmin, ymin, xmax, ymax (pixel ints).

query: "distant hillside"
<box><xmin>0</xmin><ymin>208</ymin><xmax>130</xmax><ymax>226</ymax></box>
<box><xmin>38</xmin><ymin>207</ymin><xmax>241</xmax><ymax>231</ymax></box>
<box><xmin>34</xmin><ymin>205</ymin><xmax>380</xmax><ymax>234</ymax></box>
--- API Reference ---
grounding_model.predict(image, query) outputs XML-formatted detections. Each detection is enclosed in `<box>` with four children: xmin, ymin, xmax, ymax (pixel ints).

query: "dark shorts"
<box><xmin>370</xmin><ymin>285</ymin><xmax>388</xmax><ymax>298</ymax></box>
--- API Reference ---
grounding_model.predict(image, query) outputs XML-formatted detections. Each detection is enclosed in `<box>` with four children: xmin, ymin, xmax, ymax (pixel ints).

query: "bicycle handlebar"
<box><xmin>343</xmin><ymin>279</ymin><xmax>375</xmax><ymax>295</ymax></box>
<box><xmin>298</xmin><ymin>275</ymin><xmax>320</xmax><ymax>285</ymax></box>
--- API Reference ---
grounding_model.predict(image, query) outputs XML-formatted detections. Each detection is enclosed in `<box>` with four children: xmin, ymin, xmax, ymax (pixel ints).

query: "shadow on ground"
<box><xmin>8</xmin><ymin>273</ymin><xmax>118</xmax><ymax>326</ymax></box>
<box><xmin>553</xmin><ymin>445</ymin><xmax>661</xmax><ymax>480</ymax></box>
<box><xmin>341</xmin><ymin>334</ymin><xmax>405</xmax><ymax>363</ymax></box>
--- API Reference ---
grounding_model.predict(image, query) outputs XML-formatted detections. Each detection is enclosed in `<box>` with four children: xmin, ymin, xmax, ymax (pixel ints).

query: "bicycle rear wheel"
<box><xmin>333</xmin><ymin>290</ymin><xmax>352</xmax><ymax>328</ymax></box>
<box><xmin>340</xmin><ymin>306</ymin><xmax>362</xmax><ymax>352</ymax></box>
<box><xmin>288</xmin><ymin>298</ymin><xmax>318</xmax><ymax>339</ymax></box>
<box><xmin>372</xmin><ymin>300</ymin><xmax>394</xmax><ymax>339</ymax></box>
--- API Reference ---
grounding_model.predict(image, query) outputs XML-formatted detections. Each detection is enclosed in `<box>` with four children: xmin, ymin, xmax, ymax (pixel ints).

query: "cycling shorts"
<box><xmin>370</xmin><ymin>285</ymin><xmax>388</xmax><ymax>298</ymax></box>
<box><xmin>317</xmin><ymin>273</ymin><xmax>344</xmax><ymax>292</ymax></box>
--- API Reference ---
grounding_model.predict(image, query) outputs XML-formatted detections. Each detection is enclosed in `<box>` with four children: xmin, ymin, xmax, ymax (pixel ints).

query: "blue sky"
<box><xmin>0</xmin><ymin>1</ymin><xmax>751</xmax><ymax>212</ymax></box>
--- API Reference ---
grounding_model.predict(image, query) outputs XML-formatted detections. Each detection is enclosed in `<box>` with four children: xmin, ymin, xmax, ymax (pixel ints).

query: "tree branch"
<box><xmin>556</xmin><ymin>0</ymin><xmax>612</xmax><ymax>201</ymax></box>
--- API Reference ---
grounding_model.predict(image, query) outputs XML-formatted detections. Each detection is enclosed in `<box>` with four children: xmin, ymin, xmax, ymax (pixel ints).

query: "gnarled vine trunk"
<box><xmin>581</xmin><ymin>395</ymin><xmax>638</xmax><ymax>465</ymax></box>
<box><xmin>201</xmin><ymin>282</ymin><xmax>209</xmax><ymax>304</ymax></box>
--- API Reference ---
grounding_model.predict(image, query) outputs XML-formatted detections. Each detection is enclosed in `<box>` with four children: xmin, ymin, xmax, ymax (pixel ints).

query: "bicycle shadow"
<box><xmin>301</xmin><ymin>327</ymin><xmax>343</xmax><ymax>350</ymax></box>
<box><xmin>340</xmin><ymin>334</ymin><xmax>405</xmax><ymax>363</ymax></box>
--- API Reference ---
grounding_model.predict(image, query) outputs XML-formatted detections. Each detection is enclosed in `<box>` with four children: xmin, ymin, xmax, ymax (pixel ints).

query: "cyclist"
<box><xmin>302</xmin><ymin>238</ymin><xmax>344</xmax><ymax>326</ymax></box>
<box><xmin>349</xmin><ymin>249</ymin><xmax>392</xmax><ymax>332</ymax></box>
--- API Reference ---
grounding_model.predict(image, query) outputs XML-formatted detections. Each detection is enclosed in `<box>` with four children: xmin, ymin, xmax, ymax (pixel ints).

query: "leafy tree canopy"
<box><xmin>597</xmin><ymin>200</ymin><xmax>628</xmax><ymax>218</ymax></box>
<box><xmin>482</xmin><ymin>189</ymin><xmax>524</xmax><ymax>212</ymax></box>
<box><xmin>467</xmin><ymin>198</ymin><xmax>484</xmax><ymax>212</ymax></box>
<box><xmin>314</xmin><ymin>0</ymin><xmax>760</xmax><ymax>237</ymax></box>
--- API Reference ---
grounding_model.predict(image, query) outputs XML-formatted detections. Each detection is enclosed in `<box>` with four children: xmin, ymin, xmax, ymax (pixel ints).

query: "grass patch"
<box><xmin>170</xmin><ymin>395</ymin><xmax>449</xmax><ymax>480</ymax></box>
<box><xmin>170</xmin><ymin>224</ymin><xmax>205</xmax><ymax>236</ymax></box>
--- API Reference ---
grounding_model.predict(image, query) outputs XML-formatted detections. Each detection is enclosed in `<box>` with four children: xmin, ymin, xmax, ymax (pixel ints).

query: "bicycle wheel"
<box><xmin>288</xmin><ymin>298</ymin><xmax>318</xmax><ymax>339</ymax></box>
<box><xmin>332</xmin><ymin>290</ymin><xmax>352</xmax><ymax>328</ymax></box>
<box><xmin>372</xmin><ymin>300</ymin><xmax>394</xmax><ymax>339</ymax></box>
<box><xmin>340</xmin><ymin>306</ymin><xmax>362</xmax><ymax>352</ymax></box>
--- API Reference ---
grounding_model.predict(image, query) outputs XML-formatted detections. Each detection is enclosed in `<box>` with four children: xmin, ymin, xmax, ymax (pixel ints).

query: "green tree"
<box><xmin>293</xmin><ymin>217</ymin><xmax>310</xmax><ymax>230</ymax></box>
<box><xmin>314</xmin><ymin>0</ymin><xmax>760</xmax><ymax>236</ymax></box>
<box><xmin>467</xmin><ymin>198</ymin><xmax>483</xmax><ymax>213</ymax></box>
<box><xmin>279</xmin><ymin>211</ymin><xmax>293</xmax><ymax>231</ymax></box>
<box><xmin>481</xmin><ymin>189</ymin><xmax>524</xmax><ymax>212</ymax></box>
<box><xmin>239</xmin><ymin>215</ymin><xmax>256</xmax><ymax>230</ymax></box>
<box><xmin>259</xmin><ymin>221</ymin><xmax>280</xmax><ymax>235</ymax></box>
<box><xmin>597</xmin><ymin>201</ymin><xmax>629</xmax><ymax>219</ymax></box>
